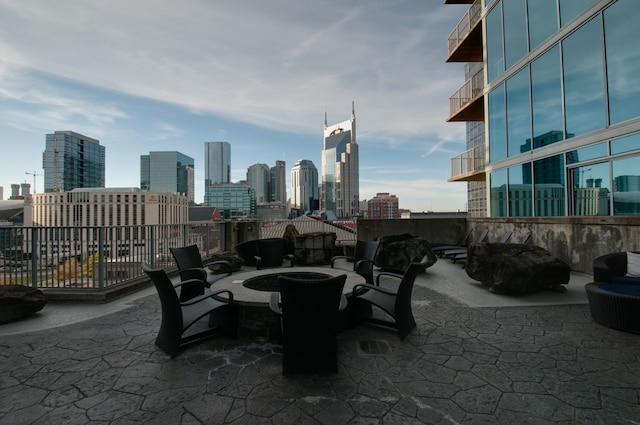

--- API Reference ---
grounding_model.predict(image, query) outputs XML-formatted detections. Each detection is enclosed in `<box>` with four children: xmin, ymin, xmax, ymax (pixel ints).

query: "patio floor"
<box><xmin>1</xmin><ymin>259</ymin><xmax>639</xmax><ymax>424</ymax></box>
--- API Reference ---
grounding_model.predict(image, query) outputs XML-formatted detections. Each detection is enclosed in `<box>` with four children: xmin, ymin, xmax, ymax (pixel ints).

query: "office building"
<box><xmin>321</xmin><ymin>103</ymin><xmax>359</xmax><ymax>218</ymax></box>
<box><xmin>42</xmin><ymin>131</ymin><xmax>105</xmax><ymax>192</ymax></box>
<box><xmin>368</xmin><ymin>192</ymin><xmax>400</xmax><ymax>219</ymax></box>
<box><xmin>291</xmin><ymin>159</ymin><xmax>319</xmax><ymax>212</ymax></box>
<box><xmin>140</xmin><ymin>151</ymin><xmax>195</xmax><ymax>204</ymax></box>
<box><xmin>270</xmin><ymin>160</ymin><xmax>286</xmax><ymax>205</ymax></box>
<box><xmin>247</xmin><ymin>163</ymin><xmax>270</xmax><ymax>204</ymax></box>
<box><xmin>204</xmin><ymin>141</ymin><xmax>231</xmax><ymax>186</ymax></box>
<box><xmin>204</xmin><ymin>183</ymin><xmax>255</xmax><ymax>219</ymax></box>
<box><xmin>446</xmin><ymin>0</ymin><xmax>640</xmax><ymax>217</ymax></box>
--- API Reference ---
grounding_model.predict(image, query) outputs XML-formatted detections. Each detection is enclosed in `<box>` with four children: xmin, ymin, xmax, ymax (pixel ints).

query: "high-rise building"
<box><xmin>270</xmin><ymin>160</ymin><xmax>286</xmax><ymax>205</ymax></box>
<box><xmin>204</xmin><ymin>141</ymin><xmax>231</xmax><ymax>186</ymax></box>
<box><xmin>445</xmin><ymin>0</ymin><xmax>640</xmax><ymax>217</ymax></box>
<box><xmin>321</xmin><ymin>103</ymin><xmax>359</xmax><ymax>218</ymax></box>
<box><xmin>204</xmin><ymin>183</ymin><xmax>255</xmax><ymax>219</ymax></box>
<box><xmin>140</xmin><ymin>151</ymin><xmax>195</xmax><ymax>204</ymax></box>
<box><xmin>368</xmin><ymin>192</ymin><xmax>399</xmax><ymax>219</ymax></box>
<box><xmin>247</xmin><ymin>163</ymin><xmax>270</xmax><ymax>204</ymax></box>
<box><xmin>42</xmin><ymin>131</ymin><xmax>105</xmax><ymax>192</ymax></box>
<box><xmin>291</xmin><ymin>159</ymin><xmax>318</xmax><ymax>212</ymax></box>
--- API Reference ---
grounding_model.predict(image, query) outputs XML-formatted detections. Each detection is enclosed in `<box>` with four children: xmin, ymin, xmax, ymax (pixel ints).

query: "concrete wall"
<box><xmin>357</xmin><ymin>217</ymin><xmax>640</xmax><ymax>274</ymax></box>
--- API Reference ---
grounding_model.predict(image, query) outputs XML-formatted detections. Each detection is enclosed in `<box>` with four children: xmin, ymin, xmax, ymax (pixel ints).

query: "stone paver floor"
<box><xmin>1</xmin><ymin>272</ymin><xmax>640</xmax><ymax>424</ymax></box>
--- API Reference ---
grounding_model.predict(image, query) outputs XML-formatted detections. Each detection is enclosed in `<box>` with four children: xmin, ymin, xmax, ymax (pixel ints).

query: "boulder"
<box><xmin>294</xmin><ymin>232</ymin><xmax>340</xmax><ymax>265</ymax></box>
<box><xmin>375</xmin><ymin>233</ymin><xmax>437</xmax><ymax>274</ymax></box>
<box><xmin>207</xmin><ymin>251</ymin><xmax>244</xmax><ymax>272</ymax></box>
<box><xmin>282</xmin><ymin>224</ymin><xmax>299</xmax><ymax>255</ymax></box>
<box><xmin>465</xmin><ymin>243</ymin><xmax>571</xmax><ymax>294</ymax></box>
<box><xmin>0</xmin><ymin>285</ymin><xmax>47</xmax><ymax>324</ymax></box>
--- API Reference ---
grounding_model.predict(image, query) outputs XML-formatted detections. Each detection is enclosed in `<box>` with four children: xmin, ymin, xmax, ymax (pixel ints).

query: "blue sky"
<box><xmin>0</xmin><ymin>0</ymin><xmax>469</xmax><ymax>212</ymax></box>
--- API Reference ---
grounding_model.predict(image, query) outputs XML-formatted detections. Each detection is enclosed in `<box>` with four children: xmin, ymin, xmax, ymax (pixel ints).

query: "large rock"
<box><xmin>207</xmin><ymin>251</ymin><xmax>244</xmax><ymax>272</ymax></box>
<box><xmin>294</xmin><ymin>232</ymin><xmax>340</xmax><ymax>265</ymax></box>
<box><xmin>465</xmin><ymin>243</ymin><xmax>571</xmax><ymax>294</ymax></box>
<box><xmin>375</xmin><ymin>233</ymin><xmax>437</xmax><ymax>274</ymax></box>
<box><xmin>0</xmin><ymin>285</ymin><xmax>47</xmax><ymax>324</ymax></box>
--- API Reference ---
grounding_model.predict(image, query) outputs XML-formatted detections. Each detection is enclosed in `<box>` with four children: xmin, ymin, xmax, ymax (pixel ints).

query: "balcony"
<box><xmin>446</xmin><ymin>0</ymin><xmax>483</xmax><ymax>63</ymax></box>
<box><xmin>447</xmin><ymin>65</ymin><xmax>484</xmax><ymax>122</ymax></box>
<box><xmin>448</xmin><ymin>145</ymin><xmax>486</xmax><ymax>182</ymax></box>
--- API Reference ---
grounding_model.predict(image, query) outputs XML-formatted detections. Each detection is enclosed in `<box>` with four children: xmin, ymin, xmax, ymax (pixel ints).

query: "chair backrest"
<box><xmin>457</xmin><ymin>228</ymin><xmax>473</xmax><ymax>245</ymax></box>
<box><xmin>496</xmin><ymin>231</ymin><xmax>512</xmax><ymax>243</ymax></box>
<box><xmin>354</xmin><ymin>240</ymin><xmax>379</xmax><ymax>266</ymax></box>
<box><xmin>235</xmin><ymin>240</ymin><xmax>258</xmax><ymax>266</ymax></box>
<box><xmin>395</xmin><ymin>256</ymin><xmax>428</xmax><ymax>311</ymax></box>
<box><xmin>475</xmin><ymin>228</ymin><xmax>489</xmax><ymax>243</ymax></box>
<box><xmin>141</xmin><ymin>262</ymin><xmax>183</xmax><ymax>325</ymax></box>
<box><xmin>256</xmin><ymin>238</ymin><xmax>287</xmax><ymax>268</ymax></box>
<box><xmin>171</xmin><ymin>244</ymin><xmax>204</xmax><ymax>270</ymax></box>
<box><xmin>278</xmin><ymin>274</ymin><xmax>346</xmax><ymax>329</ymax></box>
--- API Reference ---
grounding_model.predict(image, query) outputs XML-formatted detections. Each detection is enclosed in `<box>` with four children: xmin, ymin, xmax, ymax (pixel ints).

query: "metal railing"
<box><xmin>0</xmin><ymin>223</ymin><xmax>225</xmax><ymax>290</ymax></box>
<box><xmin>447</xmin><ymin>0</ymin><xmax>483</xmax><ymax>56</ymax></box>
<box><xmin>449</xmin><ymin>65</ymin><xmax>484</xmax><ymax>117</ymax></box>
<box><xmin>450</xmin><ymin>145</ymin><xmax>486</xmax><ymax>179</ymax></box>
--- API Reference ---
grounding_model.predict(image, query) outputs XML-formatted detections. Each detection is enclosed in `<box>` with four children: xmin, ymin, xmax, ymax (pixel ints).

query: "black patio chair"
<box><xmin>351</xmin><ymin>255</ymin><xmax>428</xmax><ymax>339</ymax></box>
<box><xmin>431</xmin><ymin>227</ymin><xmax>472</xmax><ymax>255</ymax></box>
<box><xmin>142</xmin><ymin>262</ymin><xmax>236</xmax><ymax>358</ymax></box>
<box><xmin>331</xmin><ymin>240</ymin><xmax>379</xmax><ymax>285</ymax></box>
<box><xmin>440</xmin><ymin>227</ymin><xmax>489</xmax><ymax>259</ymax></box>
<box><xmin>170</xmin><ymin>244</ymin><xmax>232</xmax><ymax>301</ymax></box>
<box><xmin>269</xmin><ymin>274</ymin><xmax>347</xmax><ymax>375</ymax></box>
<box><xmin>254</xmin><ymin>238</ymin><xmax>295</xmax><ymax>270</ymax></box>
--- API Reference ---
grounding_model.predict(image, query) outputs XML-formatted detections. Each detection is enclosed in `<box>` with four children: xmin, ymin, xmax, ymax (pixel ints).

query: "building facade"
<box><xmin>321</xmin><ymin>103</ymin><xmax>359</xmax><ymax>218</ymax></box>
<box><xmin>204</xmin><ymin>141</ymin><xmax>231</xmax><ymax>186</ymax></box>
<box><xmin>446</xmin><ymin>0</ymin><xmax>640</xmax><ymax>217</ymax></box>
<box><xmin>270</xmin><ymin>160</ymin><xmax>286</xmax><ymax>205</ymax></box>
<box><xmin>140</xmin><ymin>151</ymin><xmax>195</xmax><ymax>204</ymax></box>
<box><xmin>204</xmin><ymin>183</ymin><xmax>256</xmax><ymax>219</ymax></box>
<box><xmin>368</xmin><ymin>192</ymin><xmax>400</xmax><ymax>219</ymax></box>
<box><xmin>247</xmin><ymin>163</ymin><xmax>270</xmax><ymax>204</ymax></box>
<box><xmin>291</xmin><ymin>159</ymin><xmax>319</xmax><ymax>212</ymax></box>
<box><xmin>42</xmin><ymin>131</ymin><xmax>105</xmax><ymax>192</ymax></box>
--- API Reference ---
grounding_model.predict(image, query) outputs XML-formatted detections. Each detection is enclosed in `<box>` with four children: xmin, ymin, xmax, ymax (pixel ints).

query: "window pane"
<box><xmin>528</xmin><ymin>0</ymin><xmax>558</xmax><ymax>50</ymax></box>
<box><xmin>506</xmin><ymin>67</ymin><xmax>531</xmax><ymax>156</ymax></box>
<box><xmin>531</xmin><ymin>45</ymin><xmax>564</xmax><ymax>148</ymax></box>
<box><xmin>490</xmin><ymin>169</ymin><xmax>508</xmax><ymax>217</ymax></box>
<box><xmin>604</xmin><ymin>0</ymin><xmax>640</xmax><ymax>125</ymax></box>
<box><xmin>559</xmin><ymin>0</ymin><xmax>593</xmax><ymax>27</ymax></box>
<box><xmin>489</xmin><ymin>85</ymin><xmax>507</xmax><ymax>162</ymax></box>
<box><xmin>566</xmin><ymin>142</ymin><xmax>607</xmax><ymax>164</ymax></box>
<box><xmin>486</xmin><ymin>4</ymin><xmax>504</xmax><ymax>83</ymax></box>
<box><xmin>571</xmin><ymin>162</ymin><xmax>610</xmax><ymax>216</ymax></box>
<box><xmin>563</xmin><ymin>17</ymin><xmax>606</xmax><ymax>138</ymax></box>
<box><xmin>611</xmin><ymin>133</ymin><xmax>640</xmax><ymax>155</ymax></box>
<box><xmin>508</xmin><ymin>164</ymin><xmax>533</xmax><ymax>216</ymax></box>
<box><xmin>612</xmin><ymin>156</ymin><xmax>640</xmax><ymax>215</ymax></box>
<box><xmin>503</xmin><ymin>0</ymin><xmax>528</xmax><ymax>69</ymax></box>
<box><xmin>534</xmin><ymin>155</ymin><xmax>565</xmax><ymax>216</ymax></box>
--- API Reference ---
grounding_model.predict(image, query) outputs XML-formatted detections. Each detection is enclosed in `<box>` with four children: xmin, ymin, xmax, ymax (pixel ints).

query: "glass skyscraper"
<box><xmin>42</xmin><ymin>131</ymin><xmax>105</xmax><ymax>192</ymax></box>
<box><xmin>291</xmin><ymin>159</ymin><xmax>318</xmax><ymax>212</ymax></box>
<box><xmin>140</xmin><ymin>151</ymin><xmax>195</xmax><ymax>204</ymax></box>
<box><xmin>204</xmin><ymin>141</ymin><xmax>231</xmax><ymax>186</ymax></box>
<box><xmin>446</xmin><ymin>0</ymin><xmax>640</xmax><ymax>217</ymax></box>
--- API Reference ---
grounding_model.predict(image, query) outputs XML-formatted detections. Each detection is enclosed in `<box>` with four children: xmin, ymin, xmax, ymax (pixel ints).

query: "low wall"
<box><xmin>357</xmin><ymin>217</ymin><xmax>640</xmax><ymax>274</ymax></box>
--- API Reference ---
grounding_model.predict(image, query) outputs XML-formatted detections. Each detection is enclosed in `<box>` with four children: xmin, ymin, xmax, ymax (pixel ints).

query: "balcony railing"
<box><xmin>0</xmin><ymin>223</ymin><xmax>225</xmax><ymax>290</ymax></box>
<box><xmin>449</xmin><ymin>65</ymin><xmax>484</xmax><ymax>117</ymax></box>
<box><xmin>449</xmin><ymin>145</ymin><xmax>486</xmax><ymax>180</ymax></box>
<box><xmin>447</xmin><ymin>0</ymin><xmax>482</xmax><ymax>57</ymax></box>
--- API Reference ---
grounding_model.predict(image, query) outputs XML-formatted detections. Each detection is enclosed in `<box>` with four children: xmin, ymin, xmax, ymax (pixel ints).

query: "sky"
<box><xmin>0</xmin><ymin>0</ymin><xmax>469</xmax><ymax>213</ymax></box>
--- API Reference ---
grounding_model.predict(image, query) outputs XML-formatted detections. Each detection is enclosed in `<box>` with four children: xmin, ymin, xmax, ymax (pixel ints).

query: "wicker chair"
<box><xmin>331</xmin><ymin>240</ymin><xmax>379</xmax><ymax>285</ymax></box>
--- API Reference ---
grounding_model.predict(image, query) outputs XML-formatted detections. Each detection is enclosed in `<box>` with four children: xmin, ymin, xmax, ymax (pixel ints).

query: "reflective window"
<box><xmin>488</xmin><ymin>85</ymin><xmax>507</xmax><ymax>162</ymax></box>
<box><xmin>571</xmin><ymin>162</ymin><xmax>610</xmax><ymax>216</ymax></box>
<box><xmin>490</xmin><ymin>169</ymin><xmax>508</xmax><ymax>217</ymax></box>
<box><xmin>528</xmin><ymin>0</ymin><xmax>558</xmax><ymax>50</ymax></box>
<box><xmin>508</xmin><ymin>164</ymin><xmax>533</xmax><ymax>216</ymax></box>
<box><xmin>563</xmin><ymin>17</ymin><xmax>606</xmax><ymax>138</ymax></box>
<box><xmin>531</xmin><ymin>46</ymin><xmax>564</xmax><ymax>148</ymax></box>
<box><xmin>566</xmin><ymin>143</ymin><xmax>607</xmax><ymax>164</ymax></box>
<box><xmin>534</xmin><ymin>155</ymin><xmax>565</xmax><ymax>216</ymax></box>
<box><xmin>559</xmin><ymin>0</ymin><xmax>592</xmax><ymax>27</ymax></box>
<box><xmin>612</xmin><ymin>156</ymin><xmax>640</xmax><ymax>215</ymax></box>
<box><xmin>611</xmin><ymin>133</ymin><xmax>640</xmax><ymax>155</ymax></box>
<box><xmin>604</xmin><ymin>0</ymin><xmax>640</xmax><ymax>125</ymax></box>
<box><xmin>486</xmin><ymin>4</ymin><xmax>504</xmax><ymax>83</ymax></box>
<box><xmin>506</xmin><ymin>67</ymin><xmax>531</xmax><ymax>156</ymax></box>
<box><xmin>503</xmin><ymin>0</ymin><xmax>528</xmax><ymax>69</ymax></box>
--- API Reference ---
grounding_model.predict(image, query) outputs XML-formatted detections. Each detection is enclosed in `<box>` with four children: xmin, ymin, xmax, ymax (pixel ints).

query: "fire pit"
<box><xmin>242</xmin><ymin>271</ymin><xmax>331</xmax><ymax>291</ymax></box>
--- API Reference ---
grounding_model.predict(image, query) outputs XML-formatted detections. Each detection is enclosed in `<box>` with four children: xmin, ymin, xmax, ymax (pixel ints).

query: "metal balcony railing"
<box><xmin>450</xmin><ymin>145</ymin><xmax>486</xmax><ymax>179</ymax></box>
<box><xmin>447</xmin><ymin>0</ymin><xmax>482</xmax><ymax>56</ymax></box>
<box><xmin>0</xmin><ymin>223</ymin><xmax>225</xmax><ymax>290</ymax></box>
<box><xmin>449</xmin><ymin>65</ymin><xmax>484</xmax><ymax>117</ymax></box>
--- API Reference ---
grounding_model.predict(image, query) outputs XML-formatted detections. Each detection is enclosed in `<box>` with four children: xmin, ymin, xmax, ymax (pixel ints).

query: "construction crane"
<box><xmin>25</xmin><ymin>170</ymin><xmax>43</xmax><ymax>194</ymax></box>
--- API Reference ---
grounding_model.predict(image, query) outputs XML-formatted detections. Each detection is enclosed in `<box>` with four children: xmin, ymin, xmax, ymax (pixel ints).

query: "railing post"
<box><xmin>97</xmin><ymin>227</ymin><xmax>105</xmax><ymax>289</ymax></box>
<box><xmin>150</xmin><ymin>225</ymin><xmax>156</xmax><ymax>267</ymax></box>
<box><xmin>30</xmin><ymin>227</ymin><xmax>38</xmax><ymax>288</ymax></box>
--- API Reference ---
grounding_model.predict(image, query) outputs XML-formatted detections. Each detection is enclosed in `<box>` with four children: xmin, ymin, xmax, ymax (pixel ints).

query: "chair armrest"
<box><xmin>179</xmin><ymin>267</ymin><xmax>208</xmax><ymax>283</ymax></box>
<box><xmin>284</xmin><ymin>254</ymin><xmax>295</xmax><ymax>267</ymax></box>
<box><xmin>353</xmin><ymin>283</ymin><xmax>397</xmax><ymax>296</ymax></box>
<box><xmin>173</xmin><ymin>278</ymin><xmax>205</xmax><ymax>290</ymax></box>
<box><xmin>181</xmin><ymin>288</ymin><xmax>234</xmax><ymax>306</ymax></box>
<box><xmin>375</xmin><ymin>272</ymin><xmax>403</xmax><ymax>286</ymax></box>
<box><xmin>269</xmin><ymin>292</ymin><xmax>282</xmax><ymax>315</ymax></box>
<box><xmin>330</xmin><ymin>255</ymin><xmax>351</xmax><ymax>268</ymax></box>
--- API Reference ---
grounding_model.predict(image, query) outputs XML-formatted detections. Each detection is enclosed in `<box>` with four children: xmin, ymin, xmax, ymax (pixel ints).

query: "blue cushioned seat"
<box><xmin>600</xmin><ymin>283</ymin><xmax>640</xmax><ymax>297</ymax></box>
<box><xmin>611</xmin><ymin>275</ymin><xmax>640</xmax><ymax>286</ymax></box>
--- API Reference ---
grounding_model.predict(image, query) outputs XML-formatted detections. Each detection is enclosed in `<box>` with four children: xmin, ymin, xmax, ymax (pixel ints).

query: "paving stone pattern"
<box><xmin>1</xmin><ymin>286</ymin><xmax>639</xmax><ymax>424</ymax></box>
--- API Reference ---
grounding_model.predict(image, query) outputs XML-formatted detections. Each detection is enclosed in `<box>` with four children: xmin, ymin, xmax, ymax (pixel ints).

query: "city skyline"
<box><xmin>0</xmin><ymin>1</ymin><xmax>469</xmax><ymax>212</ymax></box>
